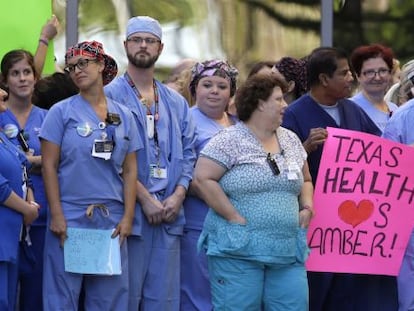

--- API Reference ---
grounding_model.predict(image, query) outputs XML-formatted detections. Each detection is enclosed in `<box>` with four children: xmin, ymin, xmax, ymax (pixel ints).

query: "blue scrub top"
<box><xmin>383</xmin><ymin>98</ymin><xmax>414</xmax><ymax>144</ymax></box>
<box><xmin>0</xmin><ymin>132</ymin><xmax>27</xmax><ymax>262</ymax></box>
<box><xmin>184</xmin><ymin>106</ymin><xmax>237</xmax><ymax>230</ymax></box>
<box><xmin>282</xmin><ymin>94</ymin><xmax>381</xmax><ymax>185</ymax></box>
<box><xmin>351</xmin><ymin>92</ymin><xmax>398</xmax><ymax>134</ymax></box>
<box><xmin>0</xmin><ymin>106</ymin><xmax>48</xmax><ymax>225</ymax></box>
<box><xmin>40</xmin><ymin>95</ymin><xmax>141</xmax><ymax>229</ymax></box>
<box><xmin>105</xmin><ymin>78</ymin><xmax>197</xmax><ymax>230</ymax></box>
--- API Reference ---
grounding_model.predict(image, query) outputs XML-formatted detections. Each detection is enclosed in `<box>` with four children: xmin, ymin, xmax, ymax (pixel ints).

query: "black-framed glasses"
<box><xmin>267</xmin><ymin>153</ymin><xmax>280</xmax><ymax>176</ymax></box>
<box><xmin>64</xmin><ymin>58</ymin><xmax>98</xmax><ymax>73</ymax></box>
<box><xmin>126</xmin><ymin>37</ymin><xmax>161</xmax><ymax>45</ymax></box>
<box><xmin>361</xmin><ymin>68</ymin><xmax>390</xmax><ymax>79</ymax></box>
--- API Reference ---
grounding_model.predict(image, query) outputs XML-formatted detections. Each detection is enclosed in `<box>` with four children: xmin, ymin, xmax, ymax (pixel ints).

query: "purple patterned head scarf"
<box><xmin>189</xmin><ymin>60</ymin><xmax>238</xmax><ymax>98</ymax></box>
<box><xmin>274</xmin><ymin>57</ymin><xmax>308</xmax><ymax>98</ymax></box>
<box><xmin>65</xmin><ymin>40</ymin><xmax>118</xmax><ymax>85</ymax></box>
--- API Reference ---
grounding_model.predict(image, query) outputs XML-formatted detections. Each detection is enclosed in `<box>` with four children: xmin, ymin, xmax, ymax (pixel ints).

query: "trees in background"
<box><xmin>52</xmin><ymin>0</ymin><xmax>414</xmax><ymax>79</ymax></box>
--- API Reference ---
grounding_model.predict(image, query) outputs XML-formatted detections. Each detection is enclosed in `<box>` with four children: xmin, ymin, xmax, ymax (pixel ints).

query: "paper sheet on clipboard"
<box><xmin>64</xmin><ymin>227</ymin><xmax>121</xmax><ymax>275</ymax></box>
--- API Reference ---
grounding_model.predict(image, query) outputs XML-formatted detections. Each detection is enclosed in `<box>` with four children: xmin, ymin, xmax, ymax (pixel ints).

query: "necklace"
<box><xmin>124</xmin><ymin>72</ymin><xmax>162</xmax><ymax>168</ymax></box>
<box><xmin>124</xmin><ymin>73</ymin><xmax>159</xmax><ymax>121</ymax></box>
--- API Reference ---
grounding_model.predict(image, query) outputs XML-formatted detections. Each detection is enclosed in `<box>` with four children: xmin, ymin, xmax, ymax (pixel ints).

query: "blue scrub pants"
<box><xmin>398</xmin><ymin>230</ymin><xmax>414</xmax><ymax>311</ymax></box>
<box><xmin>180</xmin><ymin>229</ymin><xmax>212</xmax><ymax>311</ymax></box>
<box><xmin>207</xmin><ymin>256</ymin><xmax>308</xmax><ymax>311</ymax></box>
<box><xmin>0</xmin><ymin>261</ymin><xmax>18</xmax><ymax>311</ymax></box>
<box><xmin>128</xmin><ymin>219</ymin><xmax>181</xmax><ymax>311</ymax></box>
<box><xmin>42</xmin><ymin>229</ymin><xmax>128</xmax><ymax>311</ymax></box>
<box><xmin>19</xmin><ymin>225</ymin><xmax>46</xmax><ymax>311</ymax></box>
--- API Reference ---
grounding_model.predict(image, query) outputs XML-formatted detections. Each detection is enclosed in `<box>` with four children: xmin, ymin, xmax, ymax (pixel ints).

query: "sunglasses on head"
<box><xmin>267</xmin><ymin>153</ymin><xmax>280</xmax><ymax>176</ymax></box>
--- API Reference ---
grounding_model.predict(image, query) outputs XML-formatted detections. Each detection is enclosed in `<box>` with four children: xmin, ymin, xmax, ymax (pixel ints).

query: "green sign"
<box><xmin>0</xmin><ymin>0</ymin><xmax>55</xmax><ymax>75</ymax></box>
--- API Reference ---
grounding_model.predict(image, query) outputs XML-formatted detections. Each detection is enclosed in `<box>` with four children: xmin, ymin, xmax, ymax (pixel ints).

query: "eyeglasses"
<box><xmin>361</xmin><ymin>68</ymin><xmax>390</xmax><ymax>79</ymax></box>
<box><xmin>126</xmin><ymin>37</ymin><xmax>161</xmax><ymax>45</ymax></box>
<box><xmin>267</xmin><ymin>153</ymin><xmax>280</xmax><ymax>176</ymax></box>
<box><xmin>64</xmin><ymin>58</ymin><xmax>98</xmax><ymax>73</ymax></box>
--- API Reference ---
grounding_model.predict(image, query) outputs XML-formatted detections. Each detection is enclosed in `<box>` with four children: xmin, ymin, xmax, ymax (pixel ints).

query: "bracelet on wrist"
<box><xmin>39</xmin><ymin>38</ymin><xmax>49</xmax><ymax>46</ymax></box>
<box><xmin>300</xmin><ymin>204</ymin><xmax>314</xmax><ymax>216</ymax></box>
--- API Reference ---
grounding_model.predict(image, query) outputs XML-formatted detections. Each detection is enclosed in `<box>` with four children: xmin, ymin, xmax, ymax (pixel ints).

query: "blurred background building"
<box><xmin>53</xmin><ymin>0</ymin><xmax>414</xmax><ymax>82</ymax></box>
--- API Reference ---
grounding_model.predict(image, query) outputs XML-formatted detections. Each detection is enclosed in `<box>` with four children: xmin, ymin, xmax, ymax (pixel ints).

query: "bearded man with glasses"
<box><xmin>105</xmin><ymin>16</ymin><xmax>197</xmax><ymax>311</ymax></box>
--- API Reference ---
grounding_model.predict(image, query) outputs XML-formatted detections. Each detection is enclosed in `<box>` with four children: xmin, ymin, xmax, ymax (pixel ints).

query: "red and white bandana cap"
<box><xmin>65</xmin><ymin>40</ymin><xmax>118</xmax><ymax>85</ymax></box>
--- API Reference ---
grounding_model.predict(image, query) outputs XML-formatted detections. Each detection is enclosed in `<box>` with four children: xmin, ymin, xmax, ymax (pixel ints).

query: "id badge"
<box><xmin>150</xmin><ymin>164</ymin><xmax>167</xmax><ymax>179</ymax></box>
<box><xmin>287</xmin><ymin>163</ymin><xmax>300</xmax><ymax>180</ymax></box>
<box><xmin>147</xmin><ymin>115</ymin><xmax>154</xmax><ymax>139</ymax></box>
<box><xmin>92</xmin><ymin>139</ymin><xmax>114</xmax><ymax>160</ymax></box>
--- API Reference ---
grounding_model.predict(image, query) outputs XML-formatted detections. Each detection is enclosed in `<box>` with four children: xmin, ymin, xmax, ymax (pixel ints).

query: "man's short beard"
<box><xmin>127</xmin><ymin>52</ymin><xmax>159</xmax><ymax>69</ymax></box>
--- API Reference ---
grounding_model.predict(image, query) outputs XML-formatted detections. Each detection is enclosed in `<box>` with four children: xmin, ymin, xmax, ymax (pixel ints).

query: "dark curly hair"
<box><xmin>274</xmin><ymin>57</ymin><xmax>308</xmax><ymax>99</ymax></box>
<box><xmin>235</xmin><ymin>73</ymin><xmax>288</xmax><ymax>122</ymax></box>
<box><xmin>32</xmin><ymin>72</ymin><xmax>79</xmax><ymax>110</ymax></box>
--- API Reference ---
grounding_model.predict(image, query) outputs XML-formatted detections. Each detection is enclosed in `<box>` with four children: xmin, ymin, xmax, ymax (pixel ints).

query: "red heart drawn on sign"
<box><xmin>338</xmin><ymin>199</ymin><xmax>374</xmax><ymax>228</ymax></box>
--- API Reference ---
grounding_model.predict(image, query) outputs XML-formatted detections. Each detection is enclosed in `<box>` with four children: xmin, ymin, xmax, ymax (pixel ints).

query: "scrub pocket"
<box><xmin>296</xmin><ymin>227</ymin><xmax>310</xmax><ymax>263</ymax></box>
<box><xmin>164</xmin><ymin>225</ymin><xmax>184</xmax><ymax>236</ymax></box>
<box><xmin>217</xmin><ymin>222</ymin><xmax>251</xmax><ymax>256</ymax></box>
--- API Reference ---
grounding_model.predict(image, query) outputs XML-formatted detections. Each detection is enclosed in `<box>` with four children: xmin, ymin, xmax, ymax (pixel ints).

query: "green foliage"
<box><xmin>238</xmin><ymin>0</ymin><xmax>320</xmax><ymax>32</ymax></box>
<box><xmin>241</xmin><ymin>0</ymin><xmax>414</xmax><ymax>64</ymax></box>
<box><xmin>334</xmin><ymin>0</ymin><xmax>346</xmax><ymax>12</ymax></box>
<box><xmin>55</xmin><ymin>0</ymin><xmax>414</xmax><ymax>71</ymax></box>
<box><xmin>79</xmin><ymin>0</ymin><xmax>118</xmax><ymax>31</ymax></box>
<box><xmin>129</xmin><ymin>0</ymin><xmax>194</xmax><ymax>25</ymax></box>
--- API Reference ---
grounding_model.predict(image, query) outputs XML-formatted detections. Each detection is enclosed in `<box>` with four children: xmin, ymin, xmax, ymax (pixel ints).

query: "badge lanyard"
<box><xmin>124</xmin><ymin>72</ymin><xmax>161</xmax><ymax>168</ymax></box>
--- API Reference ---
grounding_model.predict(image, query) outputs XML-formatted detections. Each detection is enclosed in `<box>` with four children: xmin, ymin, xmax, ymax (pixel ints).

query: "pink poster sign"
<box><xmin>306</xmin><ymin>127</ymin><xmax>414</xmax><ymax>276</ymax></box>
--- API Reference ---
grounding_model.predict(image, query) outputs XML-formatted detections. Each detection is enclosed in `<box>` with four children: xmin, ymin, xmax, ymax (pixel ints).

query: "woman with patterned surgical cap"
<box><xmin>193</xmin><ymin>73</ymin><xmax>314</xmax><ymax>310</ymax></box>
<box><xmin>180</xmin><ymin>60</ymin><xmax>239</xmax><ymax>311</ymax></box>
<box><xmin>40</xmin><ymin>41</ymin><xmax>140</xmax><ymax>311</ymax></box>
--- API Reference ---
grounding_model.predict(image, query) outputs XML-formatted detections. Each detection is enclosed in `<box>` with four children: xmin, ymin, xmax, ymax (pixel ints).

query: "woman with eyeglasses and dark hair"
<box><xmin>350</xmin><ymin>44</ymin><xmax>398</xmax><ymax>133</ymax></box>
<box><xmin>40</xmin><ymin>41</ymin><xmax>140</xmax><ymax>311</ymax></box>
<box><xmin>193</xmin><ymin>73</ymin><xmax>314</xmax><ymax>311</ymax></box>
<box><xmin>0</xmin><ymin>48</ymin><xmax>48</xmax><ymax>311</ymax></box>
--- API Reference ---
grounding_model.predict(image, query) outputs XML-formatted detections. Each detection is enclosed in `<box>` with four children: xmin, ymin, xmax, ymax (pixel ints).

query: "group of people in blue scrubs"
<box><xmin>3</xmin><ymin>11</ymin><xmax>414</xmax><ymax>311</ymax></box>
